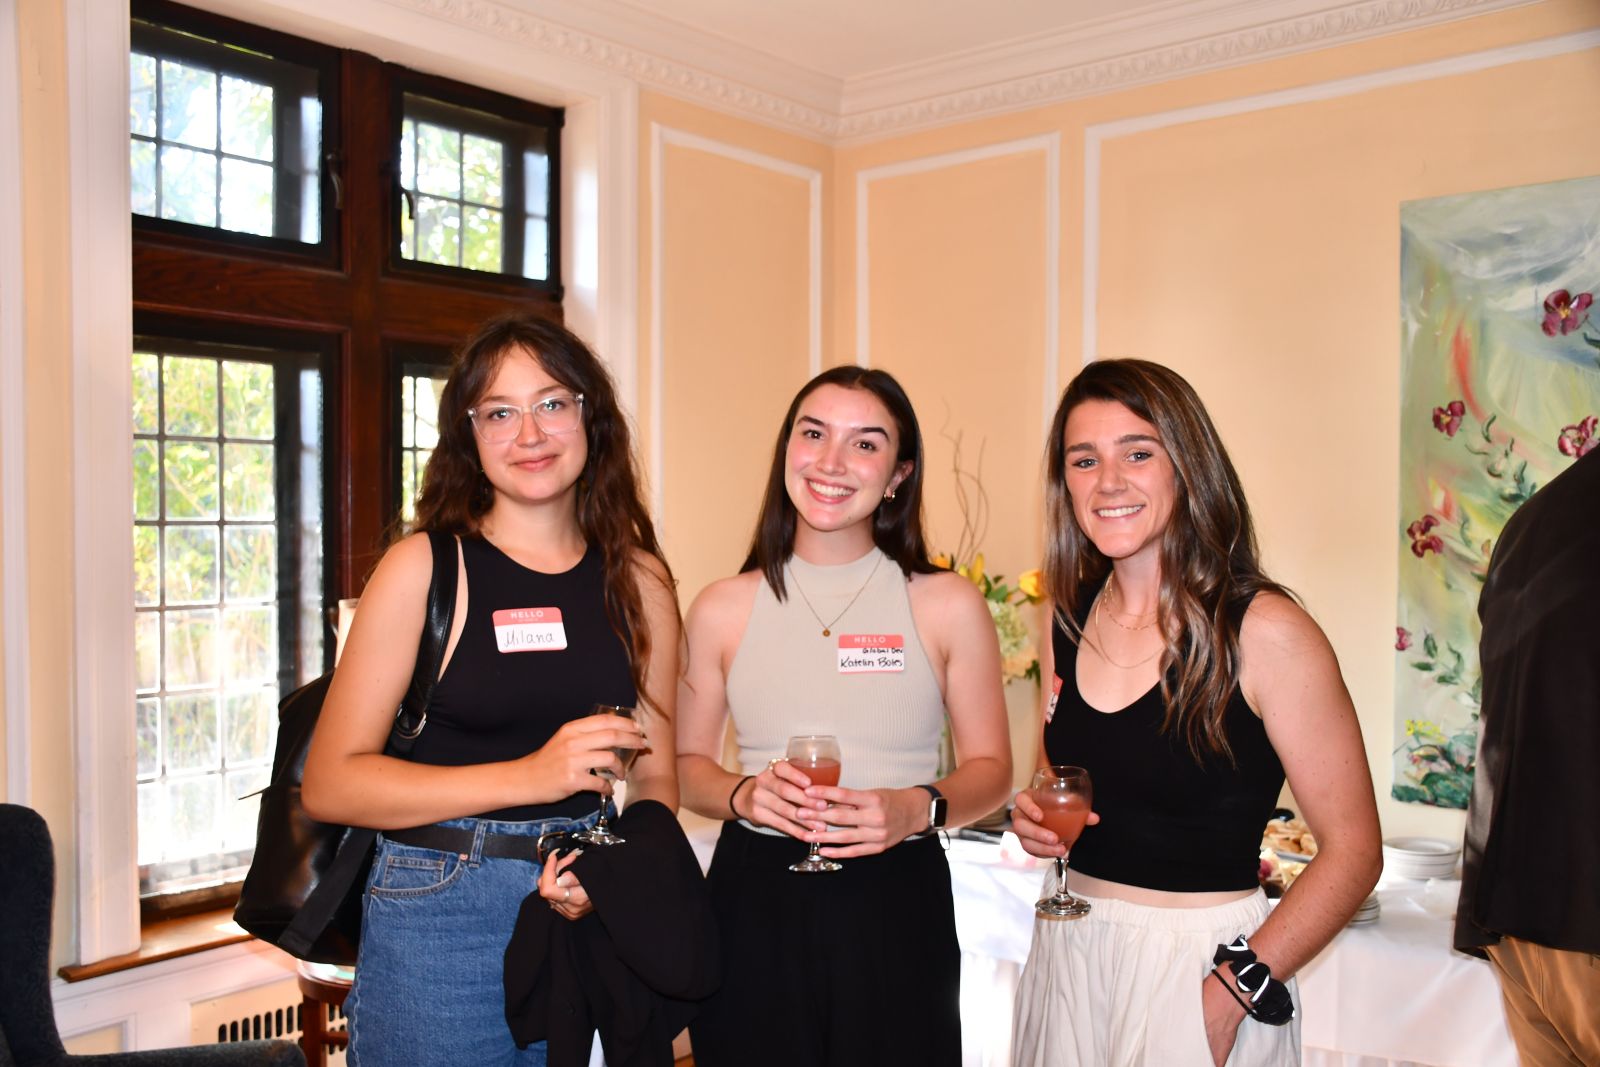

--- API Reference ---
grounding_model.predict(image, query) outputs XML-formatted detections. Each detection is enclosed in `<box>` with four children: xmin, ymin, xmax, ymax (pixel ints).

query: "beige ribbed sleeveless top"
<box><xmin>725</xmin><ymin>547</ymin><xmax>946</xmax><ymax>791</ymax></box>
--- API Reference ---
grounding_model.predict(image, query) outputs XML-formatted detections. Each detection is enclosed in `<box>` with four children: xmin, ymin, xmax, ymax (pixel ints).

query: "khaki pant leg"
<box><xmin>1487</xmin><ymin>938</ymin><xmax>1600</xmax><ymax>1067</ymax></box>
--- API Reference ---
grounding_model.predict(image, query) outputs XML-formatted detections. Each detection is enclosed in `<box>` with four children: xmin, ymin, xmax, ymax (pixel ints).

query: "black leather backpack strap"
<box><xmin>389</xmin><ymin>529</ymin><xmax>459</xmax><ymax>757</ymax></box>
<box><xmin>277</xmin><ymin>531</ymin><xmax>458</xmax><ymax>959</ymax></box>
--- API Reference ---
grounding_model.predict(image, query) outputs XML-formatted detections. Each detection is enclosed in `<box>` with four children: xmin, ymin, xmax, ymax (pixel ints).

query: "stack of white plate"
<box><xmin>1349</xmin><ymin>892</ymin><xmax>1380</xmax><ymax>926</ymax></box>
<box><xmin>1382</xmin><ymin>836</ymin><xmax>1460</xmax><ymax>880</ymax></box>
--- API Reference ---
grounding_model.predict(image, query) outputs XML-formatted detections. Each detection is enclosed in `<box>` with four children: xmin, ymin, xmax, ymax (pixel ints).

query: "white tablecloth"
<box><xmin>684</xmin><ymin>823</ymin><xmax>1515</xmax><ymax>1066</ymax></box>
<box><xmin>942</xmin><ymin>837</ymin><xmax>1516</xmax><ymax>1067</ymax></box>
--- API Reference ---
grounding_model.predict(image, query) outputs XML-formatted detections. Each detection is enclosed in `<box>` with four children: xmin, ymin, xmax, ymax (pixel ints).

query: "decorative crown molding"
<box><xmin>388</xmin><ymin>0</ymin><xmax>1545</xmax><ymax>144</ymax></box>
<box><xmin>387</xmin><ymin>0</ymin><xmax>842</xmax><ymax>137</ymax></box>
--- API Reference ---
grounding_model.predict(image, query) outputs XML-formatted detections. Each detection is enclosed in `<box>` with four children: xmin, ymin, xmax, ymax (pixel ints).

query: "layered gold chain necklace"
<box><xmin>1092</xmin><ymin>575</ymin><xmax>1163</xmax><ymax>669</ymax></box>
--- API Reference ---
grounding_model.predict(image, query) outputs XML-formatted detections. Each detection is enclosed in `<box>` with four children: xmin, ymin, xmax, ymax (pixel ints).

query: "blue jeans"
<box><xmin>346</xmin><ymin>812</ymin><xmax>597</xmax><ymax>1067</ymax></box>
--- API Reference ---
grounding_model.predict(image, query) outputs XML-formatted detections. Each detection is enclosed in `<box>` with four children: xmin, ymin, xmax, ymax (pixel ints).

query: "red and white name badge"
<box><xmin>493</xmin><ymin>607</ymin><xmax>568</xmax><ymax>653</ymax></box>
<box><xmin>837</xmin><ymin>633</ymin><xmax>905</xmax><ymax>674</ymax></box>
<box><xmin>1046</xmin><ymin>675</ymin><xmax>1063</xmax><ymax>723</ymax></box>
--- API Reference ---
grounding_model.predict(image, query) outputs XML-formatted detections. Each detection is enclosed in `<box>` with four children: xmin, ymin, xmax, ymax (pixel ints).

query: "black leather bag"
<box><xmin>234</xmin><ymin>530</ymin><xmax>457</xmax><ymax>964</ymax></box>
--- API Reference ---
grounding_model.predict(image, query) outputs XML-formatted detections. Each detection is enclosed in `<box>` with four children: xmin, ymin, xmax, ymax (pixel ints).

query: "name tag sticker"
<box><xmin>1046</xmin><ymin>675</ymin><xmax>1063</xmax><ymax>723</ymax></box>
<box><xmin>493</xmin><ymin>607</ymin><xmax>568</xmax><ymax>653</ymax></box>
<box><xmin>837</xmin><ymin>633</ymin><xmax>905</xmax><ymax>674</ymax></box>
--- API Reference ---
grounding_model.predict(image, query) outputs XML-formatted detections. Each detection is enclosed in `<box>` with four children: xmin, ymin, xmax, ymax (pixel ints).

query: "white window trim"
<box><xmin>65</xmin><ymin>0</ymin><xmax>638</xmax><ymax>961</ymax></box>
<box><xmin>1</xmin><ymin>0</ymin><xmax>32</xmax><ymax>806</ymax></box>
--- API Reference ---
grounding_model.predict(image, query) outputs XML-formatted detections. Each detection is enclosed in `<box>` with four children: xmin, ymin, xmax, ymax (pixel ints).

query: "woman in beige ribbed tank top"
<box><xmin>676</xmin><ymin>366</ymin><xmax>1014</xmax><ymax>1066</ymax></box>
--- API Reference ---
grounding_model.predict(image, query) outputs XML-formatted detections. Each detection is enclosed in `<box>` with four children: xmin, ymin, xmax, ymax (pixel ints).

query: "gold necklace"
<box><xmin>1104</xmin><ymin>574</ymin><xmax>1157</xmax><ymax>631</ymax></box>
<box><xmin>1092</xmin><ymin>594</ymin><xmax>1163</xmax><ymax>669</ymax></box>
<box><xmin>790</xmin><ymin>554</ymin><xmax>883</xmax><ymax>637</ymax></box>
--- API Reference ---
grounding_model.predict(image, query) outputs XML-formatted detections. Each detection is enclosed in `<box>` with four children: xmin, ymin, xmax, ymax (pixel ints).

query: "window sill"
<box><xmin>57</xmin><ymin>907</ymin><xmax>253</xmax><ymax>983</ymax></box>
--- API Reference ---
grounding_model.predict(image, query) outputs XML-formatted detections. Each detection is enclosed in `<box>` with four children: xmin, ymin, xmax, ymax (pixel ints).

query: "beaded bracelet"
<box><xmin>727</xmin><ymin>775</ymin><xmax>755</xmax><ymax>821</ymax></box>
<box><xmin>1211</xmin><ymin>936</ymin><xmax>1295</xmax><ymax>1026</ymax></box>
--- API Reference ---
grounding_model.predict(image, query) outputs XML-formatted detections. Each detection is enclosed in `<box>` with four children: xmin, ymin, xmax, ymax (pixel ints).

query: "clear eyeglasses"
<box><xmin>467</xmin><ymin>393</ymin><xmax>585</xmax><ymax>442</ymax></box>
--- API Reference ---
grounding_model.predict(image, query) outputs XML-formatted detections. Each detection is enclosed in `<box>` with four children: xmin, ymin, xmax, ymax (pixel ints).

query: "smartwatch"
<box><xmin>917</xmin><ymin>784</ymin><xmax>948</xmax><ymax>831</ymax></box>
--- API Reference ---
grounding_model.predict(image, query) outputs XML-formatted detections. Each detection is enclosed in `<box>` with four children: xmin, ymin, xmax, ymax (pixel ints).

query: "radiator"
<box><xmin>188</xmin><ymin>978</ymin><xmax>345</xmax><ymax>1063</ymax></box>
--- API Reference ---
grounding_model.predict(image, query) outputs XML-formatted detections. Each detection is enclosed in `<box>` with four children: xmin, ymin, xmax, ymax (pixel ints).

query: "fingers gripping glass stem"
<box><xmin>574</xmin><ymin>704</ymin><xmax>638</xmax><ymax>846</ymax></box>
<box><xmin>1032</xmin><ymin>765</ymin><xmax>1093</xmax><ymax>918</ymax></box>
<box><xmin>785</xmin><ymin>734</ymin><xmax>842</xmax><ymax>874</ymax></box>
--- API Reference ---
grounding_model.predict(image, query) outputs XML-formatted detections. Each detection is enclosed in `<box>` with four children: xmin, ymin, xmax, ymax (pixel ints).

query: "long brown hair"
<box><xmin>742</xmin><ymin>366</ymin><xmax>938</xmax><ymax>596</ymax></box>
<box><xmin>1043</xmin><ymin>359</ymin><xmax>1291</xmax><ymax>764</ymax></box>
<box><xmin>410</xmin><ymin>312</ymin><xmax>675</xmax><ymax>712</ymax></box>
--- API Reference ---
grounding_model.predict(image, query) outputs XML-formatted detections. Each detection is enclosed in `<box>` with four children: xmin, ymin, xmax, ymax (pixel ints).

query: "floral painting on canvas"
<box><xmin>1395</xmin><ymin>175</ymin><xmax>1600</xmax><ymax>808</ymax></box>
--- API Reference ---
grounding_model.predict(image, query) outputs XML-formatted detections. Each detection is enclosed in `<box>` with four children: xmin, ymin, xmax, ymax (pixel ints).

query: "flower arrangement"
<box><xmin>932</xmin><ymin>431</ymin><xmax>1042</xmax><ymax>685</ymax></box>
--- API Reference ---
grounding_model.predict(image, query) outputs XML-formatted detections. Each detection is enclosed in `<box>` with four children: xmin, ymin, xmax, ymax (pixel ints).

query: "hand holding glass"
<box><xmin>574</xmin><ymin>704</ymin><xmax>639</xmax><ymax>846</ymax></box>
<box><xmin>1032</xmin><ymin>765</ymin><xmax>1092</xmax><ymax>918</ymax></box>
<box><xmin>785</xmin><ymin>735</ymin><xmax>842</xmax><ymax>874</ymax></box>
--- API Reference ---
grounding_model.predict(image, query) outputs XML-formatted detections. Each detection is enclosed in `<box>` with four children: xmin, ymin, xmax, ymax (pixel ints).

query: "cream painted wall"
<box><xmin>14</xmin><ymin>0</ymin><xmax>78</xmax><ymax>969</ymax></box>
<box><xmin>831</xmin><ymin>0</ymin><xmax>1600</xmax><ymax>843</ymax></box>
<box><xmin>639</xmin><ymin>93</ymin><xmax>830</xmax><ymax>605</ymax></box>
<box><xmin>1095</xmin><ymin>42</ymin><xmax>1600</xmax><ymax>841</ymax></box>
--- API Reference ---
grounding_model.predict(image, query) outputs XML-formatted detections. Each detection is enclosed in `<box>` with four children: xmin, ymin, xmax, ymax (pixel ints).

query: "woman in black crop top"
<box><xmin>1009</xmin><ymin>360</ymin><xmax>1381</xmax><ymax>1067</ymax></box>
<box><xmin>302</xmin><ymin>314</ymin><xmax>680</xmax><ymax>1067</ymax></box>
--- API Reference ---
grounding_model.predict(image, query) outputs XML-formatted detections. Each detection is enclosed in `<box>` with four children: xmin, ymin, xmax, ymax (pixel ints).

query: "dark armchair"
<box><xmin>0</xmin><ymin>804</ymin><xmax>305</xmax><ymax>1067</ymax></box>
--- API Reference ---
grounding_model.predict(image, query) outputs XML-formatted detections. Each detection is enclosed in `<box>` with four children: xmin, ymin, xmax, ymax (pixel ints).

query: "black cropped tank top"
<box><xmin>1042</xmin><ymin>594</ymin><xmax>1284</xmax><ymax>892</ymax></box>
<box><xmin>410</xmin><ymin>536</ymin><xmax>636</xmax><ymax>821</ymax></box>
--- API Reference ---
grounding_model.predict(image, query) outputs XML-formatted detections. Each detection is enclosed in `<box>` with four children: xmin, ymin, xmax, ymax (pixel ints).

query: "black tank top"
<box><xmin>1042</xmin><ymin>596</ymin><xmax>1284</xmax><ymax>892</ymax></box>
<box><xmin>410</xmin><ymin>536</ymin><xmax>637</xmax><ymax>821</ymax></box>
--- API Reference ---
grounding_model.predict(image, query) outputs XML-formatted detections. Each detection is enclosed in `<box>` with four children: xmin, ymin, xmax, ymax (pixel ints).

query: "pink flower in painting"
<box><xmin>1395</xmin><ymin>627</ymin><xmax>1412</xmax><ymax>651</ymax></box>
<box><xmin>1432</xmin><ymin>400</ymin><xmax>1466</xmax><ymax>437</ymax></box>
<box><xmin>1541</xmin><ymin>290</ymin><xmax>1593</xmax><ymax>336</ymax></box>
<box><xmin>1407</xmin><ymin>515</ymin><xmax>1445</xmax><ymax>558</ymax></box>
<box><xmin>1558</xmin><ymin>415</ymin><xmax>1599</xmax><ymax>458</ymax></box>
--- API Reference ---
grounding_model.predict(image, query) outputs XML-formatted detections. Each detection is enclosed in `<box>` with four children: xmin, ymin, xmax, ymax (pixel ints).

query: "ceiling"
<box><xmin>485</xmin><ymin>0</ymin><xmax>1534</xmax><ymax>139</ymax></box>
<box><xmin>608</xmin><ymin>0</ymin><xmax>1192</xmax><ymax>82</ymax></box>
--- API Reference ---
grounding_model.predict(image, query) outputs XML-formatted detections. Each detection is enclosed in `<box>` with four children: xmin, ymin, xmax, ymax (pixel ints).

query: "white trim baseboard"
<box><xmin>855</xmin><ymin>134</ymin><xmax>1061</xmax><ymax>430</ymax></box>
<box><xmin>1</xmin><ymin>0</ymin><xmax>31</xmax><ymax>805</ymax></box>
<box><xmin>647</xmin><ymin>123</ymin><xmax>823</xmax><ymax>525</ymax></box>
<box><xmin>1080</xmin><ymin>27</ymin><xmax>1600</xmax><ymax>364</ymax></box>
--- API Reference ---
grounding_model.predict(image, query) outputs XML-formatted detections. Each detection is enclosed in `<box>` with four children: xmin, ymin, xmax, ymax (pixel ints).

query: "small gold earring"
<box><xmin>884</xmin><ymin>488</ymin><xmax>896</xmax><ymax>501</ymax></box>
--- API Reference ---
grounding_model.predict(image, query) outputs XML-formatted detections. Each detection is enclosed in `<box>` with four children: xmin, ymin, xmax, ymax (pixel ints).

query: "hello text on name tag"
<box><xmin>493</xmin><ymin>607</ymin><xmax>568</xmax><ymax>653</ymax></box>
<box><xmin>837</xmin><ymin>633</ymin><xmax>905</xmax><ymax>674</ymax></box>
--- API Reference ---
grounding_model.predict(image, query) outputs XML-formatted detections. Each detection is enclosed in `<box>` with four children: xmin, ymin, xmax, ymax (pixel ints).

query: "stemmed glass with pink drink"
<box><xmin>786</xmin><ymin>734</ymin><xmax>842</xmax><ymax>874</ymax></box>
<box><xmin>1032</xmin><ymin>765</ymin><xmax>1093</xmax><ymax>918</ymax></box>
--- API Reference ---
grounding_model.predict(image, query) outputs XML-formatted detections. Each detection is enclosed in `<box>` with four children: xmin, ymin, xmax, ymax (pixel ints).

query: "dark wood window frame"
<box><xmin>133</xmin><ymin>0</ymin><xmax>564</xmax><ymax>604</ymax></box>
<box><xmin>131</xmin><ymin>0</ymin><xmax>565</xmax><ymax>914</ymax></box>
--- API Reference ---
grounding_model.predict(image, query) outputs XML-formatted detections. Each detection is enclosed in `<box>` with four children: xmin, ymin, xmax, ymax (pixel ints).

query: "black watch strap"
<box><xmin>917</xmin><ymin>784</ymin><xmax>948</xmax><ymax>830</ymax></box>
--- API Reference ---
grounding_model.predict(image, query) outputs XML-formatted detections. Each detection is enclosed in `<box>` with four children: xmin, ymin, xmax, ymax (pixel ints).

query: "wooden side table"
<box><xmin>296</xmin><ymin>961</ymin><xmax>354</xmax><ymax>1067</ymax></box>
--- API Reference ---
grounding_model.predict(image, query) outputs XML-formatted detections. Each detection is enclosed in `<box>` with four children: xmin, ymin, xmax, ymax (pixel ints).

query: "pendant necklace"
<box><xmin>790</xmin><ymin>553</ymin><xmax>883</xmax><ymax>637</ymax></box>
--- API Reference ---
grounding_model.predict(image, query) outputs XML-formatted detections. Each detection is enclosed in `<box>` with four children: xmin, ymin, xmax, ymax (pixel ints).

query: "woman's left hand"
<box><xmin>538</xmin><ymin>848</ymin><xmax>592</xmax><ymax>921</ymax></box>
<box><xmin>1200</xmin><ymin>969</ymin><xmax>1247</xmax><ymax>1066</ymax></box>
<box><xmin>799</xmin><ymin>785</ymin><xmax>925</xmax><ymax>858</ymax></box>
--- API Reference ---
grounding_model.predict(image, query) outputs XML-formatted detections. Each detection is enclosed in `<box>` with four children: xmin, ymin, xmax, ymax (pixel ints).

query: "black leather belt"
<box><xmin>385</xmin><ymin>825</ymin><xmax>542</xmax><ymax>862</ymax></box>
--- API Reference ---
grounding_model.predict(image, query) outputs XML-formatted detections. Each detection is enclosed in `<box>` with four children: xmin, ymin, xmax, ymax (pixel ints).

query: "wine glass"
<box><xmin>1031</xmin><ymin>765</ymin><xmax>1093</xmax><ymax>918</ymax></box>
<box><xmin>574</xmin><ymin>704</ymin><xmax>640</xmax><ymax>846</ymax></box>
<box><xmin>785</xmin><ymin>735</ymin><xmax>842</xmax><ymax>874</ymax></box>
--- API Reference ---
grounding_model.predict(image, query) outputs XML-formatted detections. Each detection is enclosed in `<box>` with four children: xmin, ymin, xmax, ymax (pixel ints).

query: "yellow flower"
<box><xmin>1018</xmin><ymin>568</ymin><xmax>1042</xmax><ymax>600</ymax></box>
<box><xmin>932</xmin><ymin>552</ymin><xmax>952</xmax><ymax>570</ymax></box>
<box><xmin>969</xmin><ymin>553</ymin><xmax>985</xmax><ymax>586</ymax></box>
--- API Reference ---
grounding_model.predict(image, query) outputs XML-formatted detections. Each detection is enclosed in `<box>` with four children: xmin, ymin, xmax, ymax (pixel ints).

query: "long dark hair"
<box><xmin>742</xmin><ymin>366</ymin><xmax>938</xmax><ymax>596</ymax></box>
<box><xmin>411</xmin><ymin>312</ymin><xmax>675</xmax><ymax>712</ymax></box>
<box><xmin>1043</xmin><ymin>358</ymin><xmax>1291</xmax><ymax>763</ymax></box>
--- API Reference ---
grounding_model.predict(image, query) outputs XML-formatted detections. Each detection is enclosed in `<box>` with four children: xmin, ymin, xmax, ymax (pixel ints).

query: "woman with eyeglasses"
<box><xmin>1008</xmin><ymin>359</ymin><xmax>1381</xmax><ymax>1067</ymax></box>
<box><xmin>675</xmin><ymin>366</ymin><xmax>1014</xmax><ymax>1067</ymax></box>
<box><xmin>303</xmin><ymin>313</ymin><xmax>680</xmax><ymax>1067</ymax></box>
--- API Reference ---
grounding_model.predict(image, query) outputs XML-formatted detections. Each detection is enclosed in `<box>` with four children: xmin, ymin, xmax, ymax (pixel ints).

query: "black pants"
<box><xmin>689</xmin><ymin>821</ymin><xmax>962</xmax><ymax>1067</ymax></box>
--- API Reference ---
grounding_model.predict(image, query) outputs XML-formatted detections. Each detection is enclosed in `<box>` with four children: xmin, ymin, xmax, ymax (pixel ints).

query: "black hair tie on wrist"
<box><xmin>1212</xmin><ymin>936</ymin><xmax>1295</xmax><ymax>1026</ymax></box>
<box><xmin>728</xmin><ymin>775</ymin><xmax>754</xmax><ymax>821</ymax></box>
